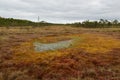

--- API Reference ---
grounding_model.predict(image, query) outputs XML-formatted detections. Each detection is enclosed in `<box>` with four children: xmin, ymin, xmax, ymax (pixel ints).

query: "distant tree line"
<box><xmin>0</xmin><ymin>17</ymin><xmax>55</xmax><ymax>27</ymax></box>
<box><xmin>0</xmin><ymin>17</ymin><xmax>120</xmax><ymax>28</ymax></box>
<box><xmin>67</xmin><ymin>19</ymin><xmax>120</xmax><ymax>28</ymax></box>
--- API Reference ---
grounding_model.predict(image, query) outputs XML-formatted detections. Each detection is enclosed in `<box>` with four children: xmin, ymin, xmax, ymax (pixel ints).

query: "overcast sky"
<box><xmin>0</xmin><ymin>0</ymin><xmax>120</xmax><ymax>23</ymax></box>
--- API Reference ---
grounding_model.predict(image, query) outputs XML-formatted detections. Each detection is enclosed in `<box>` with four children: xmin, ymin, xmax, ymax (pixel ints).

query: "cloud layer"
<box><xmin>0</xmin><ymin>0</ymin><xmax>120</xmax><ymax>23</ymax></box>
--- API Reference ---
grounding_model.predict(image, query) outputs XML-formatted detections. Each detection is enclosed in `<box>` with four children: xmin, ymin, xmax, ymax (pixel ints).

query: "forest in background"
<box><xmin>0</xmin><ymin>17</ymin><xmax>54</xmax><ymax>27</ymax></box>
<box><xmin>0</xmin><ymin>17</ymin><xmax>120</xmax><ymax>28</ymax></box>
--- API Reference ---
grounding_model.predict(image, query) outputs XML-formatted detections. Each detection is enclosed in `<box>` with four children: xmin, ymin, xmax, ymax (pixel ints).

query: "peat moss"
<box><xmin>11</xmin><ymin>33</ymin><xmax>120</xmax><ymax>63</ymax></box>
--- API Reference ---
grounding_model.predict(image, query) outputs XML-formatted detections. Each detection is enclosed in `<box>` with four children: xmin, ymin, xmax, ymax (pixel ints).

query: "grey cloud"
<box><xmin>0</xmin><ymin>0</ymin><xmax>120</xmax><ymax>23</ymax></box>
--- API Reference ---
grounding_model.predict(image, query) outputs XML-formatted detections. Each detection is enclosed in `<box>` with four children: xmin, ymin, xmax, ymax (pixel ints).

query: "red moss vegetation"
<box><xmin>0</xmin><ymin>27</ymin><xmax>120</xmax><ymax>80</ymax></box>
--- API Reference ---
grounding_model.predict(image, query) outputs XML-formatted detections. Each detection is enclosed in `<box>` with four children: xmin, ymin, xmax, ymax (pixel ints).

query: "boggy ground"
<box><xmin>0</xmin><ymin>26</ymin><xmax>120</xmax><ymax>80</ymax></box>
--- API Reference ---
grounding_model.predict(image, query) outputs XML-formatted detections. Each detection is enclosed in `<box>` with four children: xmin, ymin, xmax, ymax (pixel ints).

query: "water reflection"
<box><xmin>34</xmin><ymin>40</ymin><xmax>73</xmax><ymax>52</ymax></box>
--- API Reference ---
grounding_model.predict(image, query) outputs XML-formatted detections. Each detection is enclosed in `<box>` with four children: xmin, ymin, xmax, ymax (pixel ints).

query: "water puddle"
<box><xmin>34</xmin><ymin>40</ymin><xmax>73</xmax><ymax>52</ymax></box>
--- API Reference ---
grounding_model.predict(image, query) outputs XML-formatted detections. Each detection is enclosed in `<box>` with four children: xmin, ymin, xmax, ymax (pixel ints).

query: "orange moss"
<box><xmin>1</xmin><ymin>27</ymin><xmax>120</xmax><ymax>80</ymax></box>
<box><xmin>11</xmin><ymin>33</ymin><xmax>120</xmax><ymax>64</ymax></box>
<box><xmin>74</xmin><ymin>34</ymin><xmax>120</xmax><ymax>53</ymax></box>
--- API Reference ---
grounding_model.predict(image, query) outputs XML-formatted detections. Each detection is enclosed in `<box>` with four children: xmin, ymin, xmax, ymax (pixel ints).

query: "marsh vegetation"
<box><xmin>0</xmin><ymin>18</ymin><xmax>120</xmax><ymax>80</ymax></box>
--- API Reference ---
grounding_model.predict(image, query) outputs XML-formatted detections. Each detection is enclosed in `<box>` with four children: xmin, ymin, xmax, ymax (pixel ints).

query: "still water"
<box><xmin>34</xmin><ymin>40</ymin><xmax>73</xmax><ymax>52</ymax></box>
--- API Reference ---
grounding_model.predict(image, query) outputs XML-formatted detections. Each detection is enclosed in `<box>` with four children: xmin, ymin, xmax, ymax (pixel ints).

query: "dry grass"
<box><xmin>0</xmin><ymin>26</ymin><xmax>120</xmax><ymax>80</ymax></box>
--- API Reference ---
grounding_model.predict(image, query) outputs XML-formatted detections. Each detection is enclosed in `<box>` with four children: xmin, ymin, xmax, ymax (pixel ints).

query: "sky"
<box><xmin>0</xmin><ymin>0</ymin><xmax>120</xmax><ymax>23</ymax></box>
